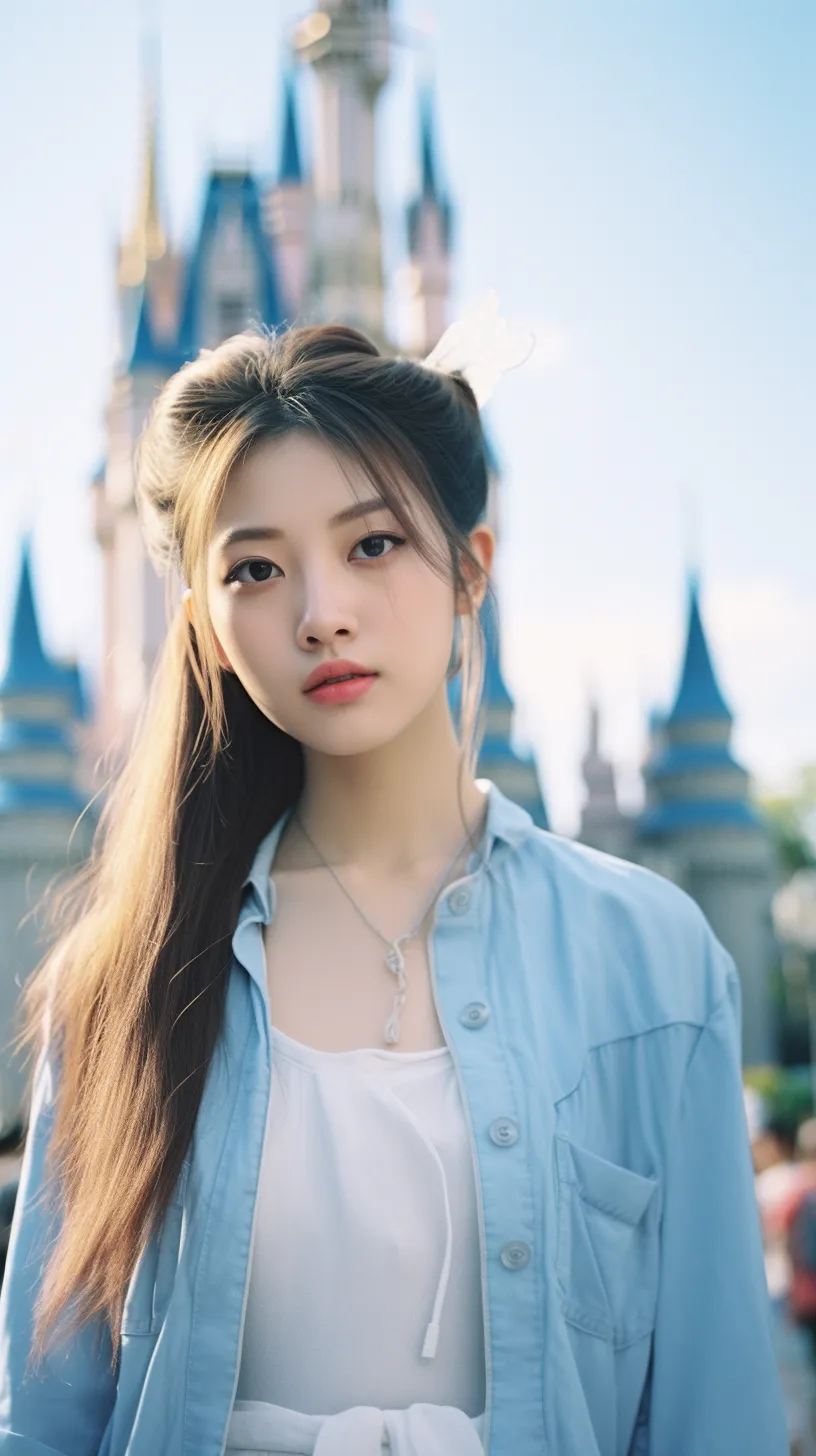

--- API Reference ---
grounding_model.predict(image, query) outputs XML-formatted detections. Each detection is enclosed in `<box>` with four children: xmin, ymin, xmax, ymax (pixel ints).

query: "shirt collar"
<box><xmin>240</xmin><ymin>777</ymin><xmax>536</xmax><ymax>925</ymax></box>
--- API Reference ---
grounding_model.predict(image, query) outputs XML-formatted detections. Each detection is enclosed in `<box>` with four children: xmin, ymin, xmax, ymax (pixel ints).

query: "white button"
<box><xmin>459</xmin><ymin>1001</ymin><xmax>490</xmax><ymax>1029</ymax></box>
<box><xmin>500</xmin><ymin>1241</ymin><xmax>531</xmax><ymax>1270</ymax></box>
<box><xmin>489</xmin><ymin>1118</ymin><xmax>519</xmax><ymax>1147</ymax></box>
<box><xmin>448</xmin><ymin>887</ymin><xmax>471</xmax><ymax>915</ymax></box>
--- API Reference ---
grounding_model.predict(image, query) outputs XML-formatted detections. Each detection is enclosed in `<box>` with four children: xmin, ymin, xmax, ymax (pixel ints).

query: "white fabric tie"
<box><xmin>226</xmin><ymin>1398</ymin><xmax>485</xmax><ymax>1454</ymax></box>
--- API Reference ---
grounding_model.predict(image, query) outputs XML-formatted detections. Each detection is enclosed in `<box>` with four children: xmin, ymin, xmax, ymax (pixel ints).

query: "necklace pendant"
<box><xmin>385</xmin><ymin>946</ymin><xmax>405</xmax><ymax>979</ymax></box>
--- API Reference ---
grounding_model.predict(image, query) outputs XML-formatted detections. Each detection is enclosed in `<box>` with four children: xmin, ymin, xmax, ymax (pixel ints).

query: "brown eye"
<box><xmin>350</xmin><ymin>533</ymin><xmax>406</xmax><ymax>561</ymax></box>
<box><xmin>225</xmin><ymin>560</ymin><xmax>282</xmax><ymax>585</ymax></box>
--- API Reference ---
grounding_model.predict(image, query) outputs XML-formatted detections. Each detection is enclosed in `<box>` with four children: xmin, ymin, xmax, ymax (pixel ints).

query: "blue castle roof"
<box><xmin>638</xmin><ymin>800</ymin><xmax>763</xmax><ymax>835</ymax></box>
<box><xmin>278</xmin><ymin>71</ymin><xmax>303</xmax><ymax>184</ymax></box>
<box><xmin>130</xmin><ymin>170</ymin><xmax>287</xmax><ymax>373</ymax></box>
<box><xmin>480</xmin><ymin>592</ymin><xmax>513</xmax><ymax>710</ymax></box>
<box><xmin>130</xmin><ymin>290</ymin><xmax>188</xmax><ymax>373</ymax></box>
<box><xmin>667</xmin><ymin>573</ymin><xmax>732</xmax><ymax>725</ymax></box>
<box><xmin>0</xmin><ymin>781</ymin><xmax>89</xmax><ymax>816</ymax></box>
<box><xmin>636</xmin><ymin>573</ymin><xmax>761</xmax><ymax>843</ymax></box>
<box><xmin>178</xmin><ymin>170</ymin><xmax>285</xmax><ymax>357</ymax></box>
<box><xmin>0</xmin><ymin>534</ymin><xmax>85</xmax><ymax>716</ymax></box>
<box><xmin>420</xmin><ymin>85</ymin><xmax>439</xmax><ymax>198</ymax></box>
<box><xmin>0</xmin><ymin>535</ymin><xmax>89</xmax><ymax>817</ymax></box>
<box><xmin>407</xmin><ymin>84</ymin><xmax>453</xmax><ymax>257</ymax></box>
<box><xmin>642</xmin><ymin>741</ymin><xmax>746</xmax><ymax>781</ymax></box>
<box><xmin>447</xmin><ymin>593</ymin><xmax>549</xmax><ymax>828</ymax></box>
<box><xmin>0</xmin><ymin>534</ymin><xmax>60</xmax><ymax>696</ymax></box>
<box><xmin>480</xmin><ymin>411</ymin><xmax>501</xmax><ymax>475</ymax></box>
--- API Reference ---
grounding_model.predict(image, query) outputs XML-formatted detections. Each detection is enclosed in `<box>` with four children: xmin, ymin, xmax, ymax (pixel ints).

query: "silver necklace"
<box><xmin>293</xmin><ymin>811</ymin><xmax>478</xmax><ymax>1045</ymax></box>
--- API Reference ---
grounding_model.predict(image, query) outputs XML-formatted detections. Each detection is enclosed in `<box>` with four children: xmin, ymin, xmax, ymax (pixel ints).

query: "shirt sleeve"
<box><xmin>637</xmin><ymin>951</ymin><xmax>789</xmax><ymax>1455</ymax></box>
<box><xmin>0</xmin><ymin>1035</ymin><xmax>117</xmax><ymax>1455</ymax></box>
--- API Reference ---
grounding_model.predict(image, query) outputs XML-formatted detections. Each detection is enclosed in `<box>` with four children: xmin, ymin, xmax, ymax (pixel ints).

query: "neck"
<box><xmin>292</xmin><ymin>682</ymin><xmax>488</xmax><ymax>873</ymax></box>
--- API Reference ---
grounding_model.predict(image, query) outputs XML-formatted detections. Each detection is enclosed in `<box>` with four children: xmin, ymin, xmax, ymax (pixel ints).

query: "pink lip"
<box><xmin>305</xmin><ymin>675</ymin><xmax>377</xmax><ymax>706</ymax></box>
<box><xmin>302</xmin><ymin>658</ymin><xmax>377</xmax><ymax>694</ymax></box>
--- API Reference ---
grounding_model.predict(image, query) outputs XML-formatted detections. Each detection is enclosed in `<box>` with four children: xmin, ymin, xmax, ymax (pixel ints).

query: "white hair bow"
<box><xmin>420</xmin><ymin>289</ymin><xmax>536</xmax><ymax>407</ymax></box>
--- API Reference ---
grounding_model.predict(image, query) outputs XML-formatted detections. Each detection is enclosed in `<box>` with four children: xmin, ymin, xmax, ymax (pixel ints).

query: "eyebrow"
<box><xmin>215</xmin><ymin>498</ymin><xmax>393</xmax><ymax>554</ymax></box>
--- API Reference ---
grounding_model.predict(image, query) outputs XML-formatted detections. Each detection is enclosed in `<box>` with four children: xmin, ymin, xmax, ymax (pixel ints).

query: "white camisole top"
<box><xmin>228</xmin><ymin>1020</ymin><xmax>487</xmax><ymax>1453</ymax></box>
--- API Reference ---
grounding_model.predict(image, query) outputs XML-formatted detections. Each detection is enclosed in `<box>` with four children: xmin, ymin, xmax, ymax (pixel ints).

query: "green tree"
<box><xmin>760</xmin><ymin>764</ymin><xmax>816</xmax><ymax>876</ymax></box>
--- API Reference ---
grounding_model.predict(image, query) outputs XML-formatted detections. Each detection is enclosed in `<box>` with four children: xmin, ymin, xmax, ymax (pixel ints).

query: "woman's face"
<box><xmin>193</xmin><ymin>431</ymin><xmax>493</xmax><ymax>758</ymax></box>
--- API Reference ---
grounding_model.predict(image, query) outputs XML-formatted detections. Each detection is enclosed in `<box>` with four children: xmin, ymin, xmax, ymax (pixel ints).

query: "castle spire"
<box><xmin>667</xmin><ymin>572</ymin><xmax>732</xmax><ymax>725</ymax></box>
<box><xmin>0</xmin><ymin>533</ymin><xmax>57</xmax><ymax>695</ymax></box>
<box><xmin>404</xmin><ymin>78</ymin><xmax>453</xmax><ymax>356</ymax></box>
<box><xmin>447</xmin><ymin>595</ymin><xmax>548</xmax><ymax>829</ymax></box>
<box><xmin>118</xmin><ymin>38</ymin><xmax>167</xmax><ymax>288</ymax></box>
<box><xmin>406</xmin><ymin>80</ymin><xmax>452</xmax><ymax>254</ymax></box>
<box><xmin>577</xmin><ymin>697</ymin><xmax>631</xmax><ymax>855</ymax></box>
<box><xmin>638</xmin><ymin>569</ymin><xmax>753</xmax><ymax>841</ymax></box>
<box><xmin>278</xmin><ymin>70</ymin><xmax>303</xmax><ymax>184</ymax></box>
<box><xmin>419</xmin><ymin>83</ymin><xmax>439</xmax><ymax>199</ymax></box>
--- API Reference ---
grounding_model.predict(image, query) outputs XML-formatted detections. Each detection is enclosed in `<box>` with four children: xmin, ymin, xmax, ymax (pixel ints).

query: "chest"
<box><xmin>262</xmin><ymin>871</ymin><xmax>447</xmax><ymax>1052</ymax></box>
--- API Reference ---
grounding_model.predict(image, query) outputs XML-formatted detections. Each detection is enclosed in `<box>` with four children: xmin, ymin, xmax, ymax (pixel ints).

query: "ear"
<box><xmin>182</xmin><ymin>589</ymin><xmax>235</xmax><ymax>673</ymax></box>
<box><xmin>455</xmin><ymin>523</ymin><xmax>495</xmax><ymax>616</ymax></box>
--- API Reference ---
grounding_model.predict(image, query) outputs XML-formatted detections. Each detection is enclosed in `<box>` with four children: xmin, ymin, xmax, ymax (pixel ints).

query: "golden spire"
<box><xmin>119</xmin><ymin>41</ymin><xmax>167</xmax><ymax>288</ymax></box>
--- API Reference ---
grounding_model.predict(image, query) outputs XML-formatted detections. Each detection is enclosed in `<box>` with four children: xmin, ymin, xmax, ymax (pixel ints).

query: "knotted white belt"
<box><xmin>225</xmin><ymin>1398</ymin><xmax>486</xmax><ymax>1455</ymax></box>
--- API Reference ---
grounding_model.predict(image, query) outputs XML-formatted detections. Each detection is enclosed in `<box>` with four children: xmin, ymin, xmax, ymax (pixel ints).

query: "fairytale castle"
<box><xmin>0</xmin><ymin>0</ymin><xmax>778</xmax><ymax>1127</ymax></box>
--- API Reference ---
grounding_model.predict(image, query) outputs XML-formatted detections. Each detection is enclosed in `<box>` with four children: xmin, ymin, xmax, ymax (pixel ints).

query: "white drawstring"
<box><xmin>418</xmin><ymin>1129</ymin><xmax>453</xmax><ymax>1360</ymax></box>
<box><xmin>372</xmin><ymin>1085</ymin><xmax>454</xmax><ymax>1363</ymax></box>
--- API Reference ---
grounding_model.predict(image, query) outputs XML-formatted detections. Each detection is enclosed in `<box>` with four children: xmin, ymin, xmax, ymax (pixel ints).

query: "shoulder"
<box><xmin>500</xmin><ymin>826</ymin><xmax>737</xmax><ymax>1043</ymax></box>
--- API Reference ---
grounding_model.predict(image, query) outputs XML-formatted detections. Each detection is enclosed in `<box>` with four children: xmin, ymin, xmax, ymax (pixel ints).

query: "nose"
<box><xmin>295</xmin><ymin>566</ymin><xmax>358</xmax><ymax>651</ymax></box>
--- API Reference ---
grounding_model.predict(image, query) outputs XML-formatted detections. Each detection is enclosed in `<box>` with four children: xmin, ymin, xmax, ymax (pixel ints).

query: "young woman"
<box><xmin>0</xmin><ymin>321</ymin><xmax>788</xmax><ymax>1456</ymax></box>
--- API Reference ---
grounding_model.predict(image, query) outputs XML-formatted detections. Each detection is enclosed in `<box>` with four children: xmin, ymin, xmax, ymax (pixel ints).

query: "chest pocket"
<box><xmin>554</xmin><ymin>1134</ymin><xmax>660</xmax><ymax>1347</ymax></box>
<box><xmin>121</xmin><ymin>1158</ymin><xmax>191</xmax><ymax>1337</ymax></box>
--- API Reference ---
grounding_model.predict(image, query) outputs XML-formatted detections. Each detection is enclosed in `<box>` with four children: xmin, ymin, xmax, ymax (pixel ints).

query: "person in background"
<box><xmin>754</xmin><ymin>1109</ymin><xmax>816</xmax><ymax>1455</ymax></box>
<box><xmin>783</xmin><ymin>1122</ymin><xmax>816</xmax><ymax>1362</ymax></box>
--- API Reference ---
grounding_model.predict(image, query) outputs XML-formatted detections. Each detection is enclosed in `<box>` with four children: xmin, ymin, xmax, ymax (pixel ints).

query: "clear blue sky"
<box><xmin>0</xmin><ymin>0</ymin><xmax>813</xmax><ymax>831</ymax></box>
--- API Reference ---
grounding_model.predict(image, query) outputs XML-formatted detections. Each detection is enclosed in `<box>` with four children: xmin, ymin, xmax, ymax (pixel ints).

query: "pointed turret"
<box><xmin>635</xmin><ymin>571</ymin><xmax>778</xmax><ymax>1065</ymax></box>
<box><xmin>0</xmin><ymin>534</ymin><xmax>68</xmax><ymax>699</ymax></box>
<box><xmin>262</xmin><ymin>68</ymin><xmax>310</xmax><ymax>322</ymax></box>
<box><xmin>118</xmin><ymin>43</ymin><xmax>183</xmax><ymax>369</ymax></box>
<box><xmin>480</xmin><ymin>589</ymin><xmax>513</xmax><ymax>713</ymax></box>
<box><xmin>478</xmin><ymin>595</ymin><xmax>548</xmax><ymax>828</ymax></box>
<box><xmin>278</xmin><ymin>70</ymin><xmax>303</xmax><ymax>185</ymax></box>
<box><xmin>638</xmin><ymin>574</ymin><xmax>754</xmax><ymax>837</ymax></box>
<box><xmin>417</xmin><ymin>85</ymin><xmax>440</xmax><ymax>198</ymax></box>
<box><xmin>448</xmin><ymin>595</ymin><xmax>548</xmax><ymax>829</ymax></box>
<box><xmin>666</xmin><ymin>572</ymin><xmax>732</xmax><ymax>725</ymax></box>
<box><xmin>404</xmin><ymin>81</ymin><xmax>453</xmax><ymax>356</ymax></box>
<box><xmin>578</xmin><ymin>699</ymin><xmax>632</xmax><ymax>856</ymax></box>
<box><xmin>0</xmin><ymin>533</ymin><xmax>89</xmax><ymax>815</ymax></box>
<box><xmin>118</xmin><ymin>63</ymin><xmax>167</xmax><ymax>289</ymax></box>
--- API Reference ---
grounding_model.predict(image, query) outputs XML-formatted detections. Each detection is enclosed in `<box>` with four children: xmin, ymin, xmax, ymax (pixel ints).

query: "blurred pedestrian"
<box><xmin>783</xmin><ymin>1120</ymin><xmax>816</xmax><ymax>1362</ymax></box>
<box><xmin>755</xmin><ymin>1112</ymin><xmax>816</xmax><ymax>1452</ymax></box>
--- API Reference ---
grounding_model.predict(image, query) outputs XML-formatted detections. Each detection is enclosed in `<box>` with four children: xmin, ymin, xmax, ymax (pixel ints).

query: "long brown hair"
<box><xmin>13</xmin><ymin>322</ymin><xmax>492</xmax><ymax>1369</ymax></box>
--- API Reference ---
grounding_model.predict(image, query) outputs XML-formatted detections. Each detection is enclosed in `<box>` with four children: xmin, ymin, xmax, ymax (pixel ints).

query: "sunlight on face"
<box><xmin>204</xmin><ymin>431</ymin><xmax>465</xmax><ymax>758</ymax></box>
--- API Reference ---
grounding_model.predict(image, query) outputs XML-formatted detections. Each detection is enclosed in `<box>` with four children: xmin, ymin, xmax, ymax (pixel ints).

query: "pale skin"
<box><xmin>184</xmin><ymin>431</ymin><xmax>495</xmax><ymax>1052</ymax></box>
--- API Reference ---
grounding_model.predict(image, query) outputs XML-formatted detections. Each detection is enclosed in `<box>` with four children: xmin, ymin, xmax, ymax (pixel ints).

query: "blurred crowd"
<box><xmin>749</xmin><ymin>1091</ymin><xmax>816</xmax><ymax>1455</ymax></box>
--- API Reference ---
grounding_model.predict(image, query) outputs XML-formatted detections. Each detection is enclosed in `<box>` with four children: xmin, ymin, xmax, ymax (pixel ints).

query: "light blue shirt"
<box><xmin>0</xmin><ymin>781</ymin><xmax>788</xmax><ymax>1454</ymax></box>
